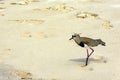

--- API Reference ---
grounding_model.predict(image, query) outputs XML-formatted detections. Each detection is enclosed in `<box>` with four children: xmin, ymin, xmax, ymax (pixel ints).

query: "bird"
<box><xmin>69</xmin><ymin>33</ymin><xmax>106</xmax><ymax>66</ymax></box>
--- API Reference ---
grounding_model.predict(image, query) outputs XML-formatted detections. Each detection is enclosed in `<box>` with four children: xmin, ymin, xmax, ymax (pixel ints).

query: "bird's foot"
<box><xmin>81</xmin><ymin>65</ymin><xmax>87</xmax><ymax>67</ymax></box>
<box><xmin>80</xmin><ymin>63</ymin><xmax>88</xmax><ymax>67</ymax></box>
<box><xmin>80</xmin><ymin>65</ymin><xmax>93</xmax><ymax>71</ymax></box>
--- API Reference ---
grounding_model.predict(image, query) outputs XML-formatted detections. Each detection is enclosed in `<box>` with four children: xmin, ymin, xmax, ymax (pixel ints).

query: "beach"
<box><xmin>0</xmin><ymin>0</ymin><xmax>120</xmax><ymax>80</ymax></box>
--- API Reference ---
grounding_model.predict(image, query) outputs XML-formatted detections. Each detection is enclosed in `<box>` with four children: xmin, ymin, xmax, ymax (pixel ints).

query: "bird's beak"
<box><xmin>101</xmin><ymin>41</ymin><xmax>106</xmax><ymax>46</ymax></box>
<box><xmin>69</xmin><ymin>37</ymin><xmax>73</xmax><ymax>40</ymax></box>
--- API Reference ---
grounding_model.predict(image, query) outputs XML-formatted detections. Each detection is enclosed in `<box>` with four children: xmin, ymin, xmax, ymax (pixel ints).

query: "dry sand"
<box><xmin>0</xmin><ymin>0</ymin><xmax>120</xmax><ymax>80</ymax></box>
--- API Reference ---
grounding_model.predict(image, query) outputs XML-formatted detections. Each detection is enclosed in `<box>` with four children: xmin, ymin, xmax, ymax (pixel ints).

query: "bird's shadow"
<box><xmin>69</xmin><ymin>58</ymin><xmax>87</xmax><ymax>63</ymax></box>
<box><xmin>69</xmin><ymin>56</ymin><xmax>107</xmax><ymax>64</ymax></box>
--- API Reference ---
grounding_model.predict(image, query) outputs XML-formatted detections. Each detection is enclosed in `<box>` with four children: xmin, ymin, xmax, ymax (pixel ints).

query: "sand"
<box><xmin>0</xmin><ymin>0</ymin><xmax>120</xmax><ymax>80</ymax></box>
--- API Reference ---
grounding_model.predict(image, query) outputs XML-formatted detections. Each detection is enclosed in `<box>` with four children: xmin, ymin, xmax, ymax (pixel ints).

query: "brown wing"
<box><xmin>82</xmin><ymin>38</ymin><xmax>90</xmax><ymax>45</ymax></box>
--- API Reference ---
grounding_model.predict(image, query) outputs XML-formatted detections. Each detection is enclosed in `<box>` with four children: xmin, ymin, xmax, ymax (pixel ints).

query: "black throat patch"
<box><xmin>79</xmin><ymin>42</ymin><xmax>85</xmax><ymax>47</ymax></box>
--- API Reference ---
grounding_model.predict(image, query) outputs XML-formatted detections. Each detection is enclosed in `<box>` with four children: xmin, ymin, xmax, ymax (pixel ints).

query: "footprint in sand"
<box><xmin>10</xmin><ymin>0</ymin><xmax>29</xmax><ymax>5</ymax></box>
<box><xmin>20</xmin><ymin>32</ymin><xmax>47</xmax><ymax>38</ymax></box>
<box><xmin>20</xmin><ymin>32</ymin><xmax>32</xmax><ymax>38</ymax></box>
<box><xmin>0</xmin><ymin>2</ymin><xmax>4</xmax><ymax>5</ymax></box>
<box><xmin>51</xmin><ymin>78</ymin><xmax>59</xmax><ymax>80</ymax></box>
<box><xmin>4</xmin><ymin>48</ymin><xmax>12</xmax><ymax>52</ymax></box>
<box><xmin>0</xmin><ymin>48</ymin><xmax>12</xmax><ymax>60</ymax></box>
<box><xmin>76</xmin><ymin>12</ymin><xmax>113</xmax><ymax>29</ymax></box>
<box><xmin>35</xmin><ymin>32</ymin><xmax>48</xmax><ymax>38</ymax></box>
<box><xmin>76</xmin><ymin>12</ymin><xmax>99</xmax><ymax>19</ymax></box>
<box><xmin>0</xmin><ymin>7</ymin><xmax>5</xmax><ymax>11</ymax></box>
<box><xmin>101</xmin><ymin>20</ymin><xmax>113</xmax><ymax>29</ymax></box>
<box><xmin>8</xmin><ymin>70</ymin><xmax>33</xmax><ymax>79</ymax></box>
<box><xmin>33</xmin><ymin>4</ymin><xmax>75</xmax><ymax>13</ymax></box>
<box><xmin>91</xmin><ymin>55</ymin><xmax>107</xmax><ymax>63</ymax></box>
<box><xmin>10</xmin><ymin>0</ymin><xmax>40</xmax><ymax>5</ymax></box>
<box><xmin>8</xmin><ymin>19</ymin><xmax>44</xmax><ymax>25</ymax></box>
<box><xmin>0</xmin><ymin>13</ymin><xmax>4</xmax><ymax>16</ymax></box>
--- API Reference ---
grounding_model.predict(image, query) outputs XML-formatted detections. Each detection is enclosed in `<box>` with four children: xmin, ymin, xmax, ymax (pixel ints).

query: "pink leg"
<box><xmin>87</xmin><ymin>49</ymin><xmax>89</xmax><ymax>57</ymax></box>
<box><xmin>85</xmin><ymin>49</ymin><xmax>89</xmax><ymax>66</ymax></box>
<box><xmin>85</xmin><ymin>48</ymin><xmax>94</xmax><ymax>66</ymax></box>
<box><xmin>89</xmin><ymin>48</ymin><xmax>94</xmax><ymax>57</ymax></box>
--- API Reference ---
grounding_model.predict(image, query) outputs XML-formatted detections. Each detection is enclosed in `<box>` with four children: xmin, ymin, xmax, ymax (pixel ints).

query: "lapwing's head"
<box><xmin>97</xmin><ymin>39</ymin><xmax>106</xmax><ymax>46</ymax></box>
<box><xmin>69</xmin><ymin>33</ymin><xmax>80</xmax><ymax>40</ymax></box>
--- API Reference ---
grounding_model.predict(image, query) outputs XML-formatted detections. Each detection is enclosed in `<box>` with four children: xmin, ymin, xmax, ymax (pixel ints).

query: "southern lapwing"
<box><xmin>69</xmin><ymin>33</ymin><xmax>106</xmax><ymax>66</ymax></box>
